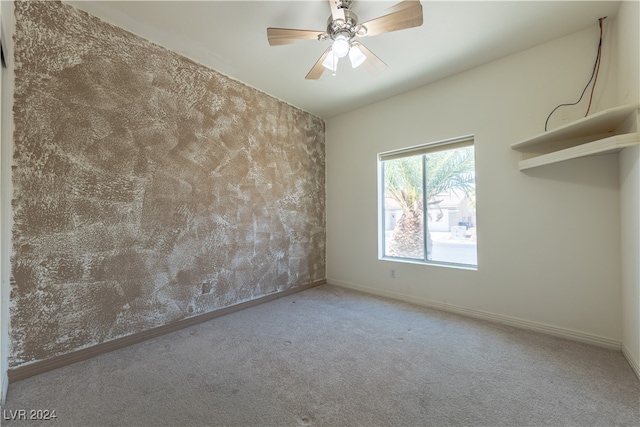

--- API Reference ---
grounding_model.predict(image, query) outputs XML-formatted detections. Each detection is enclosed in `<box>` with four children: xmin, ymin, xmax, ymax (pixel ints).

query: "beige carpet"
<box><xmin>2</xmin><ymin>284</ymin><xmax>638</xmax><ymax>426</ymax></box>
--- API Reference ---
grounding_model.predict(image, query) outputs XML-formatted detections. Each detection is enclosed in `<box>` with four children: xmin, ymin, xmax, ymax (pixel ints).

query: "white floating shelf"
<box><xmin>512</xmin><ymin>104</ymin><xmax>639</xmax><ymax>149</ymax></box>
<box><xmin>518</xmin><ymin>133</ymin><xmax>639</xmax><ymax>170</ymax></box>
<box><xmin>512</xmin><ymin>103</ymin><xmax>639</xmax><ymax>171</ymax></box>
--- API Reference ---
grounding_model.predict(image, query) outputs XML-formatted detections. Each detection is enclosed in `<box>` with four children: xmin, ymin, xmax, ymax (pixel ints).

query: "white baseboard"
<box><xmin>622</xmin><ymin>343</ymin><xmax>640</xmax><ymax>380</ymax></box>
<box><xmin>328</xmin><ymin>279</ymin><xmax>622</xmax><ymax>350</ymax></box>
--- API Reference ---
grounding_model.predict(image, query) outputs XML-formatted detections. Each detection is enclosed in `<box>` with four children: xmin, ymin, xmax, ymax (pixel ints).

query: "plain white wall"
<box><xmin>326</xmin><ymin>21</ymin><xmax>624</xmax><ymax>345</ymax></box>
<box><xmin>621</xmin><ymin>144</ymin><xmax>640</xmax><ymax>372</ymax></box>
<box><xmin>617</xmin><ymin>0</ymin><xmax>640</xmax><ymax>375</ymax></box>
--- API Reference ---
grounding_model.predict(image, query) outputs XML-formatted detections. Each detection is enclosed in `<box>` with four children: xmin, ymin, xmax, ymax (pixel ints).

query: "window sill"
<box><xmin>380</xmin><ymin>256</ymin><xmax>477</xmax><ymax>271</ymax></box>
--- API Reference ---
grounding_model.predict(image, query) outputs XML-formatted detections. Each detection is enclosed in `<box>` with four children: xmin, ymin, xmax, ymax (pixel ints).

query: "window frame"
<box><xmin>378</xmin><ymin>135</ymin><xmax>477</xmax><ymax>270</ymax></box>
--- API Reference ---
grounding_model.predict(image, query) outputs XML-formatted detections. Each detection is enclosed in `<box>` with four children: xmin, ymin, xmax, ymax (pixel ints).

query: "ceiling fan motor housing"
<box><xmin>326</xmin><ymin>9</ymin><xmax>364</xmax><ymax>41</ymax></box>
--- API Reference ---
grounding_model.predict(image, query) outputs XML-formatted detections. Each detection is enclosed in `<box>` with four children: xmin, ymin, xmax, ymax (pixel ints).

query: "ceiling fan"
<box><xmin>267</xmin><ymin>0</ymin><xmax>423</xmax><ymax>79</ymax></box>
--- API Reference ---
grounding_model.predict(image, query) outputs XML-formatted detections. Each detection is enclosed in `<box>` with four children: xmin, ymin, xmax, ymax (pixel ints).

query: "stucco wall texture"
<box><xmin>10</xmin><ymin>1</ymin><xmax>325</xmax><ymax>367</ymax></box>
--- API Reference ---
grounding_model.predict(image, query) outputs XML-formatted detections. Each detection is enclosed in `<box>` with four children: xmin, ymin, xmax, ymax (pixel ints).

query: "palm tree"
<box><xmin>384</xmin><ymin>146</ymin><xmax>475</xmax><ymax>259</ymax></box>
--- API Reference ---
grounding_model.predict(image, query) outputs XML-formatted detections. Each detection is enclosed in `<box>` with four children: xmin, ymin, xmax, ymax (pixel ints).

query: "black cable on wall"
<box><xmin>544</xmin><ymin>17</ymin><xmax>607</xmax><ymax>132</ymax></box>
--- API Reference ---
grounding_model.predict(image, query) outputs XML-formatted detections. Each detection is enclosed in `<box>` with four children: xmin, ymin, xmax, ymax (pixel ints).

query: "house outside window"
<box><xmin>379</xmin><ymin>136</ymin><xmax>477</xmax><ymax>268</ymax></box>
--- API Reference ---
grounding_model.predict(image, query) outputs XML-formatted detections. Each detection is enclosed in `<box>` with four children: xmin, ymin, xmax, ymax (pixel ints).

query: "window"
<box><xmin>379</xmin><ymin>136</ymin><xmax>477</xmax><ymax>268</ymax></box>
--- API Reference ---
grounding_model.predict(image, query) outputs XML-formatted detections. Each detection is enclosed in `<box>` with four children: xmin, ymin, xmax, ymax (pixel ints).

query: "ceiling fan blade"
<box><xmin>328</xmin><ymin>0</ymin><xmax>346</xmax><ymax>21</ymax></box>
<box><xmin>356</xmin><ymin>43</ymin><xmax>387</xmax><ymax>76</ymax></box>
<box><xmin>306</xmin><ymin>46</ymin><xmax>333</xmax><ymax>80</ymax></box>
<box><xmin>360</xmin><ymin>0</ymin><xmax>423</xmax><ymax>37</ymax></box>
<box><xmin>267</xmin><ymin>28</ymin><xmax>323</xmax><ymax>46</ymax></box>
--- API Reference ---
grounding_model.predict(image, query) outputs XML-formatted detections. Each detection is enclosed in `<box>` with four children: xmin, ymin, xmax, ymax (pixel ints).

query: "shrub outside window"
<box><xmin>379</xmin><ymin>136</ymin><xmax>477</xmax><ymax>268</ymax></box>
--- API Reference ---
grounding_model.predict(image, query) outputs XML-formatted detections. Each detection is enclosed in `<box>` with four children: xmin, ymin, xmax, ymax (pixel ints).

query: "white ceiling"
<box><xmin>65</xmin><ymin>1</ymin><xmax>622</xmax><ymax>119</ymax></box>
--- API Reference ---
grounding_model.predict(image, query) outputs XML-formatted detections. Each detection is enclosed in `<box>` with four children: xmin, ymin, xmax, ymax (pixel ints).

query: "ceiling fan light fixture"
<box><xmin>348</xmin><ymin>43</ymin><xmax>366</xmax><ymax>68</ymax></box>
<box><xmin>322</xmin><ymin>51</ymin><xmax>339</xmax><ymax>75</ymax></box>
<box><xmin>332</xmin><ymin>34</ymin><xmax>350</xmax><ymax>58</ymax></box>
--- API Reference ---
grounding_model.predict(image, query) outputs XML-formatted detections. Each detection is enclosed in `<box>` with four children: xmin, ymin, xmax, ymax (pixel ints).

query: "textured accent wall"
<box><xmin>10</xmin><ymin>1</ymin><xmax>325</xmax><ymax>367</ymax></box>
